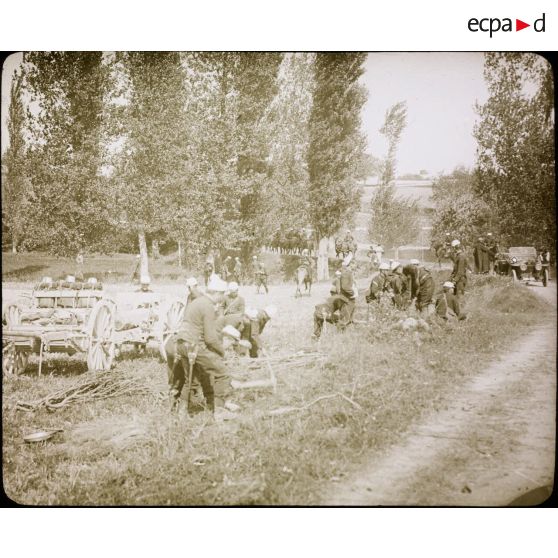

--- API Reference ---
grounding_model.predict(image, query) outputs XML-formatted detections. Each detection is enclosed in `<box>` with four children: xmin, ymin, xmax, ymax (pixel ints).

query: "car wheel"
<box><xmin>511</xmin><ymin>269</ymin><xmax>517</xmax><ymax>285</ymax></box>
<box><xmin>543</xmin><ymin>268</ymin><xmax>549</xmax><ymax>287</ymax></box>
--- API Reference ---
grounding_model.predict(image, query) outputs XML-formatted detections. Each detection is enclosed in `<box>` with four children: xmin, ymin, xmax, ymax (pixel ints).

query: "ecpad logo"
<box><xmin>468</xmin><ymin>13</ymin><xmax>546</xmax><ymax>37</ymax></box>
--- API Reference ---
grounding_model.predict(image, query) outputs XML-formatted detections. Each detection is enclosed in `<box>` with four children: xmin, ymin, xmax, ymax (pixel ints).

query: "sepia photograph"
<box><xmin>1</xmin><ymin>51</ymin><xmax>555</xmax><ymax>506</ymax></box>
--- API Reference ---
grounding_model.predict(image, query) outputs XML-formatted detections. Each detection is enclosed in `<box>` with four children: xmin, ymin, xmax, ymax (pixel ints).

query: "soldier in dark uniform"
<box><xmin>312</xmin><ymin>294</ymin><xmax>349</xmax><ymax>339</ymax></box>
<box><xmin>168</xmin><ymin>276</ymin><xmax>235</xmax><ymax>420</ymax></box>
<box><xmin>232</xmin><ymin>257</ymin><xmax>243</xmax><ymax>284</ymax></box>
<box><xmin>485</xmin><ymin>233</ymin><xmax>498</xmax><ymax>275</ymax></box>
<box><xmin>450</xmin><ymin>240</ymin><xmax>468</xmax><ymax>297</ymax></box>
<box><xmin>299</xmin><ymin>248</ymin><xmax>313</xmax><ymax>283</ymax></box>
<box><xmin>338</xmin><ymin>255</ymin><xmax>357</xmax><ymax>325</ymax></box>
<box><xmin>435</xmin><ymin>281</ymin><xmax>466</xmax><ymax>321</ymax></box>
<box><xmin>254</xmin><ymin>257</ymin><xmax>269</xmax><ymax>294</ymax></box>
<box><xmin>366</xmin><ymin>262</ymin><xmax>391</xmax><ymax>303</ymax></box>
<box><xmin>389</xmin><ymin>262</ymin><xmax>408</xmax><ymax>309</ymax></box>
<box><xmin>223</xmin><ymin>282</ymin><xmax>245</xmax><ymax>316</ymax></box>
<box><xmin>403</xmin><ymin>264</ymin><xmax>435</xmax><ymax>316</ymax></box>
<box><xmin>203</xmin><ymin>259</ymin><xmax>214</xmax><ymax>287</ymax></box>
<box><xmin>241</xmin><ymin>306</ymin><xmax>277</xmax><ymax>358</ymax></box>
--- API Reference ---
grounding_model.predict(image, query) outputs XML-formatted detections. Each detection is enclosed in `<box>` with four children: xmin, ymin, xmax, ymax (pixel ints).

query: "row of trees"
<box><xmin>431</xmin><ymin>53</ymin><xmax>555</xmax><ymax>252</ymax></box>
<box><xmin>3</xmin><ymin>52</ymin><xmax>369</xmax><ymax>279</ymax></box>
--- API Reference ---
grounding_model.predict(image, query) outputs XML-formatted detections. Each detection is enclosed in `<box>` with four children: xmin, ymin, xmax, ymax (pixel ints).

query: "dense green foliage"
<box><xmin>430</xmin><ymin>167</ymin><xmax>491</xmax><ymax>248</ymax></box>
<box><xmin>474</xmin><ymin>53</ymin><xmax>555</xmax><ymax>250</ymax></box>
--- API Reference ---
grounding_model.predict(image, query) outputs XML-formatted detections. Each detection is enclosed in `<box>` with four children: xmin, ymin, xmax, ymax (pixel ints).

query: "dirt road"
<box><xmin>325</xmin><ymin>283</ymin><xmax>556</xmax><ymax>506</ymax></box>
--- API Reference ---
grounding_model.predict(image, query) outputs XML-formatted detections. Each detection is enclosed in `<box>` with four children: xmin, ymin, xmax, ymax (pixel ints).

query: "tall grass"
<box><xmin>2</xmin><ymin>275</ymin><xmax>551</xmax><ymax>505</ymax></box>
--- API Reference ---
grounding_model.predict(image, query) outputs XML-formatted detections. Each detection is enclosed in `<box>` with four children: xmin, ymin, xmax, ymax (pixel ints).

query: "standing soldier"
<box><xmin>75</xmin><ymin>252</ymin><xmax>84</xmax><ymax>282</ymax></box>
<box><xmin>338</xmin><ymin>254</ymin><xmax>357</xmax><ymax>325</ymax></box>
<box><xmin>169</xmin><ymin>276</ymin><xmax>236</xmax><ymax>420</ymax></box>
<box><xmin>299</xmin><ymin>248</ymin><xmax>313</xmax><ymax>284</ymax></box>
<box><xmin>232</xmin><ymin>256</ymin><xmax>243</xmax><ymax>284</ymax></box>
<box><xmin>220</xmin><ymin>256</ymin><xmax>232</xmax><ymax>281</ymax></box>
<box><xmin>204</xmin><ymin>257</ymin><xmax>214</xmax><ymax>287</ymax></box>
<box><xmin>485</xmin><ymin>232</ymin><xmax>498</xmax><ymax>275</ymax></box>
<box><xmin>254</xmin><ymin>257</ymin><xmax>269</xmax><ymax>294</ymax></box>
<box><xmin>450</xmin><ymin>239</ymin><xmax>468</xmax><ymax>297</ymax></box>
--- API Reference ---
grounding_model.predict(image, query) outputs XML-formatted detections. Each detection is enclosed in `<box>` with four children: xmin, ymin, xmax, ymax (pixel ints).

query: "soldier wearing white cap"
<box><xmin>224</xmin><ymin>282</ymin><xmax>245</xmax><ymax>316</ymax></box>
<box><xmin>388</xmin><ymin>262</ymin><xmax>408</xmax><ymax>309</ymax></box>
<box><xmin>254</xmin><ymin>258</ymin><xmax>269</xmax><ymax>294</ymax></box>
<box><xmin>435</xmin><ymin>281</ymin><xmax>466</xmax><ymax>321</ymax></box>
<box><xmin>366</xmin><ymin>262</ymin><xmax>391</xmax><ymax>303</ymax></box>
<box><xmin>186</xmin><ymin>277</ymin><xmax>201</xmax><ymax>304</ymax></box>
<box><xmin>241</xmin><ymin>305</ymin><xmax>277</xmax><ymax>358</ymax></box>
<box><xmin>402</xmin><ymin>264</ymin><xmax>435</xmax><ymax>316</ymax></box>
<box><xmin>169</xmin><ymin>274</ymin><xmax>235</xmax><ymax>419</ymax></box>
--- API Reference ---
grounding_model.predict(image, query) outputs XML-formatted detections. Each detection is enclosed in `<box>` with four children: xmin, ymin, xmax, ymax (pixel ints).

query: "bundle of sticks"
<box><xmin>15</xmin><ymin>371</ymin><xmax>159</xmax><ymax>412</ymax></box>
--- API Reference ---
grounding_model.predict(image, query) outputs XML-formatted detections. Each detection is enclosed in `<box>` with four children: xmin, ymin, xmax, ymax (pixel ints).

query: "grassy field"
<box><xmin>2</xmin><ymin>268</ymin><xmax>551</xmax><ymax>505</ymax></box>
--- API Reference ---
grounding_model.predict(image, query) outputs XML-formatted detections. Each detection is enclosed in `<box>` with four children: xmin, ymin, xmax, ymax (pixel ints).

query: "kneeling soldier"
<box><xmin>435</xmin><ymin>281</ymin><xmax>466</xmax><ymax>321</ymax></box>
<box><xmin>312</xmin><ymin>294</ymin><xmax>348</xmax><ymax>339</ymax></box>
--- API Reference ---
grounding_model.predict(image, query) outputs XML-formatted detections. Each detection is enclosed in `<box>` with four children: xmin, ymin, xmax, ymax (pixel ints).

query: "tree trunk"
<box><xmin>177</xmin><ymin>240</ymin><xmax>182</xmax><ymax>268</ymax></box>
<box><xmin>317</xmin><ymin>236</ymin><xmax>330</xmax><ymax>281</ymax></box>
<box><xmin>138</xmin><ymin>230</ymin><xmax>149</xmax><ymax>278</ymax></box>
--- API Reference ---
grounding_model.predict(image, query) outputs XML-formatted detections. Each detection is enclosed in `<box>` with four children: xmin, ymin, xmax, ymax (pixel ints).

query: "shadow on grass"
<box><xmin>3</xmin><ymin>264</ymin><xmax>47</xmax><ymax>281</ymax></box>
<box><xmin>23</xmin><ymin>359</ymin><xmax>89</xmax><ymax>377</ymax></box>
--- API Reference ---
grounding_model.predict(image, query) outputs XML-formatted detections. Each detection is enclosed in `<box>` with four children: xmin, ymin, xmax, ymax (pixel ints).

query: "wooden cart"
<box><xmin>2</xmin><ymin>281</ymin><xmax>186</xmax><ymax>375</ymax></box>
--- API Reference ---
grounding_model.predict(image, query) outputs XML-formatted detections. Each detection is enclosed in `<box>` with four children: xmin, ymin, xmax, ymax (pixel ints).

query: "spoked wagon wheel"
<box><xmin>4</xmin><ymin>304</ymin><xmax>21</xmax><ymax>327</ymax></box>
<box><xmin>2</xmin><ymin>343</ymin><xmax>29</xmax><ymax>375</ymax></box>
<box><xmin>158</xmin><ymin>299</ymin><xmax>186</xmax><ymax>361</ymax></box>
<box><xmin>86</xmin><ymin>300</ymin><xmax>116</xmax><ymax>372</ymax></box>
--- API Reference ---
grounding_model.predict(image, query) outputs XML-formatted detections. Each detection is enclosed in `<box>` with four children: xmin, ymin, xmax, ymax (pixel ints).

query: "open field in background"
<box><xmin>2</xmin><ymin>271</ymin><xmax>553</xmax><ymax>505</ymax></box>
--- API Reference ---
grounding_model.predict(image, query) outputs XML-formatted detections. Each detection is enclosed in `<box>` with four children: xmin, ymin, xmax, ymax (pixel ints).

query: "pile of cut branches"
<box><xmin>15</xmin><ymin>371</ymin><xmax>161</xmax><ymax>412</ymax></box>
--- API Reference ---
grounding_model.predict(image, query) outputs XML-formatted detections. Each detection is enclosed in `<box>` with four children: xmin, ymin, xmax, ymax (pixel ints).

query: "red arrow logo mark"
<box><xmin>516</xmin><ymin>19</ymin><xmax>530</xmax><ymax>31</ymax></box>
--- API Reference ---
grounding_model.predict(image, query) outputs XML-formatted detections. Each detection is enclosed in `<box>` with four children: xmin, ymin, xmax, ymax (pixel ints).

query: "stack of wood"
<box><xmin>15</xmin><ymin>371</ymin><xmax>161</xmax><ymax>412</ymax></box>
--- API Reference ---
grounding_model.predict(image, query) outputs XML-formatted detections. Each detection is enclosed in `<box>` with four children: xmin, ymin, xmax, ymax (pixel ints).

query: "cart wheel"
<box><xmin>2</xmin><ymin>344</ymin><xmax>29</xmax><ymax>375</ymax></box>
<box><xmin>543</xmin><ymin>268</ymin><xmax>549</xmax><ymax>287</ymax></box>
<box><xmin>158</xmin><ymin>299</ymin><xmax>186</xmax><ymax>361</ymax></box>
<box><xmin>511</xmin><ymin>269</ymin><xmax>517</xmax><ymax>285</ymax></box>
<box><xmin>86</xmin><ymin>300</ymin><xmax>116</xmax><ymax>372</ymax></box>
<box><xmin>4</xmin><ymin>304</ymin><xmax>21</xmax><ymax>327</ymax></box>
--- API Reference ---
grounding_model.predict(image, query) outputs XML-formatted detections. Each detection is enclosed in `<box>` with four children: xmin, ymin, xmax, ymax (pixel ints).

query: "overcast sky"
<box><xmin>2</xmin><ymin>52</ymin><xmax>489</xmax><ymax>175</ymax></box>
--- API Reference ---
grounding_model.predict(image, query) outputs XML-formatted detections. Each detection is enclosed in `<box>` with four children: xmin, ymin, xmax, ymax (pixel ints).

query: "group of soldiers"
<box><xmin>166</xmin><ymin>273</ymin><xmax>277</xmax><ymax>421</ymax></box>
<box><xmin>473</xmin><ymin>233</ymin><xmax>499</xmax><ymax>274</ymax></box>
<box><xmin>312</xmin><ymin>238</ymin><xmax>469</xmax><ymax>339</ymax></box>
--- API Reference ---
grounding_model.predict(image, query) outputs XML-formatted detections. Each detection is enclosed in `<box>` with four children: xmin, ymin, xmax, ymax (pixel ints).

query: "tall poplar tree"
<box><xmin>24</xmin><ymin>52</ymin><xmax>112</xmax><ymax>255</ymax></box>
<box><xmin>307</xmin><ymin>53</ymin><xmax>368</xmax><ymax>280</ymax></box>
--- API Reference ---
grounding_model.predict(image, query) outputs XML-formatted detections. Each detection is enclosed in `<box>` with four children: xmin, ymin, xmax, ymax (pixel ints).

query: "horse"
<box><xmin>295</xmin><ymin>266</ymin><xmax>312</xmax><ymax>297</ymax></box>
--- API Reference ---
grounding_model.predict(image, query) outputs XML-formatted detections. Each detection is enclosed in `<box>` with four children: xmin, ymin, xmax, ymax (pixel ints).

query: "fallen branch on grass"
<box><xmin>15</xmin><ymin>371</ymin><xmax>160</xmax><ymax>412</ymax></box>
<box><xmin>267</xmin><ymin>392</ymin><xmax>366</xmax><ymax>417</ymax></box>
